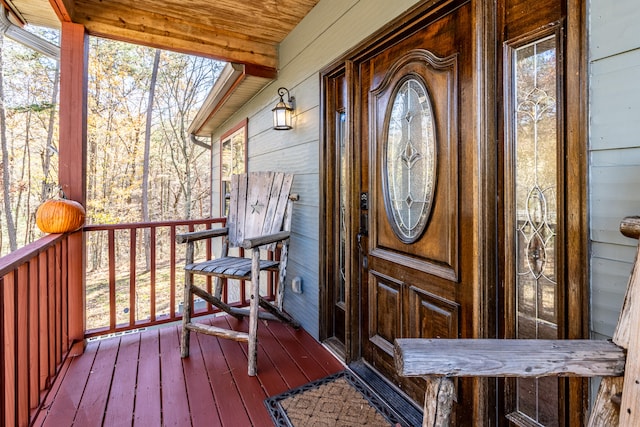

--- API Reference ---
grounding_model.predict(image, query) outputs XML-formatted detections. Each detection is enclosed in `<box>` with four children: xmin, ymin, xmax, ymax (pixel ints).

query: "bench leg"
<box><xmin>423</xmin><ymin>377</ymin><xmax>455</xmax><ymax>427</ymax></box>
<box><xmin>587</xmin><ymin>376</ymin><xmax>623</xmax><ymax>426</ymax></box>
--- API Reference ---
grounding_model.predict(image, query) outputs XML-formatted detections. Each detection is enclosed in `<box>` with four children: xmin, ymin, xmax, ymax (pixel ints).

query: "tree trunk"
<box><xmin>41</xmin><ymin>60</ymin><xmax>60</xmax><ymax>201</ymax></box>
<box><xmin>20</xmin><ymin>109</ymin><xmax>31</xmax><ymax>244</ymax></box>
<box><xmin>0</xmin><ymin>36</ymin><xmax>17</xmax><ymax>252</ymax></box>
<box><xmin>142</xmin><ymin>49</ymin><xmax>160</xmax><ymax>271</ymax></box>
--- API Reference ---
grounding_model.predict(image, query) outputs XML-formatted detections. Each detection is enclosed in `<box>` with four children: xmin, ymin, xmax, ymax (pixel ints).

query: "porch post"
<box><xmin>59</xmin><ymin>22</ymin><xmax>88</xmax><ymax>354</ymax></box>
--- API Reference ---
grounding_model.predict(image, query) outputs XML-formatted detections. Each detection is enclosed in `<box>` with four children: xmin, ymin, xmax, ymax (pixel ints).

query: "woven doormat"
<box><xmin>264</xmin><ymin>370</ymin><xmax>407</xmax><ymax>426</ymax></box>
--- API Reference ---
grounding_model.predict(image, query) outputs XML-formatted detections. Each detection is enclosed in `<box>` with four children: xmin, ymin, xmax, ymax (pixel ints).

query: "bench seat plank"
<box><xmin>395</xmin><ymin>339</ymin><xmax>625</xmax><ymax>378</ymax></box>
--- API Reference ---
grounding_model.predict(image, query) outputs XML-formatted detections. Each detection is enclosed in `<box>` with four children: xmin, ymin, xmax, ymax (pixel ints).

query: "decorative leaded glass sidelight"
<box><xmin>384</xmin><ymin>77</ymin><xmax>436</xmax><ymax>243</ymax></box>
<box><xmin>512</xmin><ymin>35</ymin><xmax>559</xmax><ymax>426</ymax></box>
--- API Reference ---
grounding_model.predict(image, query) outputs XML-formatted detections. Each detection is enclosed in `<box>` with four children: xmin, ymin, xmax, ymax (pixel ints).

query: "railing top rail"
<box><xmin>83</xmin><ymin>217</ymin><xmax>226</xmax><ymax>231</ymax></box>
<box><xmin>0</xmin><ymin>233</ymin><xmax>67</xmax><ymax>277</ymax></box>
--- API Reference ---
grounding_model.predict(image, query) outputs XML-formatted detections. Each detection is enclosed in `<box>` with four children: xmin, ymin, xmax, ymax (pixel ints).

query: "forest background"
<box><xmin>0</xmin><ymin>27</ymin><xmax>224</xmax><ymax>328</ymax></box>
<box><xmin>0</xmin><ymin>27</ymin><xmax>223</xmax><ymax>257</ymax></box>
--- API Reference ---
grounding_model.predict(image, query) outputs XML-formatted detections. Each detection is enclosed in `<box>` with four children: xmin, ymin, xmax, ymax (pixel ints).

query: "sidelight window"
<box><xmin>510</xmin><ymin>34</ymin><xmax>560</xmax><ymax>426</ymax></box>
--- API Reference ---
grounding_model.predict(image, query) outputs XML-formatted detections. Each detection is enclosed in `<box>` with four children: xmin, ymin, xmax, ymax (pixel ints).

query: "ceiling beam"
<box><xmin>49</xmin><ymin>0</ymin><xmax>73</xmax><ymax>22</ymax></box>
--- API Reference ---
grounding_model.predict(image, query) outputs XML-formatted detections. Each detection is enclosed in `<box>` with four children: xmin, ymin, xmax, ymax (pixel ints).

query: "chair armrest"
<box><xmin>241</xmin><ymin>231</ymin><xmax>290</xmax><ymax>249</ymax></box>
<box><xmin>176</xmin><ymin>227</ymin><xmax>229</xmax><ymax>244</ymax></box>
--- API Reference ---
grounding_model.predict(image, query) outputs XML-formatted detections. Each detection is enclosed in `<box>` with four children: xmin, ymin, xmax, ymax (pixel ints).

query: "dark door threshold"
<box><xmin>348</xmin><ymin>359</ymin><xmax>423</xmax><ymax>427</ymax></box>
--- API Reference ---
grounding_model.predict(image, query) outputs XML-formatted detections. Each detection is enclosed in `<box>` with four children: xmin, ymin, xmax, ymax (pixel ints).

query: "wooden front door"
<box><xmin>321</xmin><ymin>0</ymin><xmax>586</xmax><ymax>424</ymax></box>
<box><xmin>357</xmin><ymin>1</ymin><xmax>476</xmax><ymax>415</ymax></box>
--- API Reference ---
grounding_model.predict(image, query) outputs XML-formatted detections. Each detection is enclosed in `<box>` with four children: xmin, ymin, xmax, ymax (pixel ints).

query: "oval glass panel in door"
<box><xmin>384</xmin><ymin>77</ymin><xmax>436</xmax><ymax>243</ymax></box>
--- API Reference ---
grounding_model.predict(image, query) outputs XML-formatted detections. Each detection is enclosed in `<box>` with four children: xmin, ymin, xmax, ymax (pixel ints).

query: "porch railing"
<box><xmin>1</xmin><ymin>217</ymin><xmax>280</xmax><ymax>425</ymax></box>
<box><xmin>1</xmin><ymin>233</ymin><xmax>72</xmax><ymax>427</ymax></box>
<box><xmin>83</xmin><ymin>218</ymin><xmax>226</xmax><ymax>337</ymax></box>
<box><xmin>82</xmin><ymin>218</ymin><xmax>278</xmax><ymax>338</ymax></box>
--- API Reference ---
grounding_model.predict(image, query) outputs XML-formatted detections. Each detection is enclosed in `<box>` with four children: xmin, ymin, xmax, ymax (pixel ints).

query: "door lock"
<box><xmin>360</xmin><ymin>192</ymin><xmax>368</xmax><ymax>210</ymax></box>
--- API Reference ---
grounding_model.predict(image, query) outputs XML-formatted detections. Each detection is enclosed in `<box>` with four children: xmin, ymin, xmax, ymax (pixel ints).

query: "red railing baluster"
<box><xmin>17</xmin><ymin>264</ymin><xmax>29</xmax><ymax>426</ymax></box>
<box><xmin>3</xmin><ymin>271</ymin><xmax>17</xmax><ymax>427</ymax></box>
<box><xmin>129</xmin><ymin>228</ymin><xmax>136</xmax><ymax>327</ymax></box>
<box><xmin>54</xmin><ymin>243</ymin><xmax>62</xmax><ymax>367</ymax></box>
<box><xmin>170</xmin><ymin>225</ymin><xmax>177</xmax><ymax>320</ymax></box>
<box><xmin>28</xmin><ymin>258</ymin><xmax>39</xmax><ymax>411</ymax></box>
<box><xmin>37</xmin><ymin>250</ymin><xmax>48</xmax><ymax>392</ymax></box>
<box><xmin>0</xmin><ymin>275</ymin><xmax>4</xmax><ymax>426</ymax></box>
<box><xmin>205</xmin><ymin>225</ymin><xmax>213</xmax><ymax>312</ymax></box>
<box><xmin>60</xmin><ymin>238</ymin><xmax>69</xmax><ymax>354</ymax></box>
<box><xmin>150</xmin><ymin>226</ymin><xmax>157</xmax><ymax>323</ymax></box>
<box><xmin>108</xmin><ymin>229</ymin><xmax>116</xmax><ymax>331</ymax></box>
<box><xmin>47</xmin><ymin>246</ymin><xmax>56</xmax><ymax>378</ymax></box>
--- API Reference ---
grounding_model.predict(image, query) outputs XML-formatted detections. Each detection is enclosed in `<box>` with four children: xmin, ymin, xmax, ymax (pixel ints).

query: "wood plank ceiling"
<box><xmin>2</xmin><ymin>0</ymin><xmax>320</xmax><ymax>70</ymax></box>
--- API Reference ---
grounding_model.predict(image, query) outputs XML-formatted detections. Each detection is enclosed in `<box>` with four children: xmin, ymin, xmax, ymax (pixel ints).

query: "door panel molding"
<box><xmin>370</xmin><ymin>247</ymin><xmax>457</xmax><ymax>282</ymax></box>
<box><xmin>368</xmin><ymin>269</ymin><xmax>403</xmax><ymax>357</ymax></box>
<box><xmin>408</xmin><ymin>286</ymin><xmax>460</xmax><ymax>339</ymax></box>
<box><xmin>370</xmin><ymin>49</ymin><xmax>460</xmax><ymax>282</ymax></box>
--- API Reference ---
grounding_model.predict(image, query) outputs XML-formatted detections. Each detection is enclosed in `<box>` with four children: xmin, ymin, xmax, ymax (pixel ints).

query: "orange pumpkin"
<box><xmin>36</xmin><ymin>198</ymin><xmax>86</xmax><ymax>233</ymax></box>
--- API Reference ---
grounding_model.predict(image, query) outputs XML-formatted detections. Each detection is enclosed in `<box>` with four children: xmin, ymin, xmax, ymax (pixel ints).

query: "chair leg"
<box><xmin>276</xmin><ymin>243</ymin><xmax>288</xmax><ymax>311</ymax></box>
<box><xmin>180</xmin><ymin>271</ymin><xmax>192</xmax><ymax>358</ymax></box>
<box><xmin>423</xmin><ymin>377</ymin><xmax>455</xmax><ymax>427</ymax></box>
<box><xmin>247</xmin><ymin>248</ymin><xmax>261</xmax><ymax>376</ymax></box>
<box><xmin>213</xmin><ymin>276</ymin><xmax>223</xmax><ymax>300</ymax></box>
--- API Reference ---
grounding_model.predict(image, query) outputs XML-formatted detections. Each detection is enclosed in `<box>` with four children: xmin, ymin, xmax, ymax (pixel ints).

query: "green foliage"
<box><xmin>10</xmin><ymin>102</ymin><xmax>55</xmax><ymax>113</ymax></box>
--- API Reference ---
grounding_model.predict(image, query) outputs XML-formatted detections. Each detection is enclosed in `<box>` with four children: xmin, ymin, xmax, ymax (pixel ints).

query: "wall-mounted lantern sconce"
<box><xmin>272</xmin><ymin>87</ymin><xmax>295</xmax><ymax>130</ymax></box>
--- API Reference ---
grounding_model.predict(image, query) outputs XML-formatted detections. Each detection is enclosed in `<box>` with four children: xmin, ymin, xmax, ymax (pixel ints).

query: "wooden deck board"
<box><xmin>159</xmin><ymin>325</ymin><xmax>192</xmax><ymax>426</ymax></box>
<box><xmin>255</xmin><ymin>319</ymin><xmax>309</xmax><ymax>394</ymax></box>
<box><xmin>134</xmin><ymin>328</ymin><xmax>161</xmax><ymax>426</ymax></box>
<box><xmin>183</xmin><ymin>326</ymin><xmax>222</xmax><ymax>427</ymax></box>
<box><xmin>73</xmin><ymin>338</ymin><xmax>120</xmax><ymax>426</ymax></box>
<box><xmin>39</xmin><ymin>342</ymin><xmax>98</xmax><ymax>426</ymax></box>
<box><xmin>216</xmin><ymin>318</ymin><xmax>273</xmax><ymax>426</ymax></box>
<box><xmin>198</xmin><ymin>318</ymin><xmax>252</xmax><ymax>426</ymax></box>
<box><xmin>269</xmin><ymin>321</ymin><xmax>342</xmax><ymax>380</ymax></box>
<box><xmin>103</xmin><ymin>332</ymin><xmax>140</xmax><ymax>426</ymax></box>
<box><xmin>35</xmin><ymin>314</ymin><xmax>343</xmax><ymax>426</ymax></box>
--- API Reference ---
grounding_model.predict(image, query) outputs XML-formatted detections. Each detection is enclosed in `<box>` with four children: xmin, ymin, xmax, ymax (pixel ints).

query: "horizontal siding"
<box><xmin>590</xmin><ymin>48</ymin><xmax>640</xmax><ymax>150</ymax></box>
<box><xmin>283</xmin><ymin>238</ymin><xmax>321</xmax><ymax>331</ymax></box>
<box><xmin>591</xmin><ymin>240</ymin><xmax>638</xmax><ymax>262</ymax></box>
<box><xmin>589</xmin><ymin>0</ymin><xmax>640</xmax><ymax>346</ymax></box>
<box><xmin>590</xmin><ymin>243</ymin><xmax>635</xmax><ymax>338</ymax></box>
<box><xmin>590</xmin><ymin>161</ymin><xmax>640</xmax><ymax>244</ymax></box>
<box><xmin>589</xmin><ymin>0</ymin><xmax>640</xmax><ymax>61</ymax></box>
<box><xmin>250</xmin><ymin>142</ymin><xmax>320</xmax><ymax>175</ymax></box>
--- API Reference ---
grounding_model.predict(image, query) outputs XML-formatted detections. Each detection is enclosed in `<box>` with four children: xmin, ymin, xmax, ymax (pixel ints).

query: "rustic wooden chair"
<box><xmin>394</xmin><ymin>216</ymin><xmax>640</xmax><ymax>426</ymax></box>
<box><xmin>177</xmin><ymin>171</ymin><xmax>299</xmax><ymax>376</ymax></box>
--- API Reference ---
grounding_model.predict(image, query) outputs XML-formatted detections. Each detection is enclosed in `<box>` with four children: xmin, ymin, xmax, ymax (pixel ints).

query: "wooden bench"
<box><xmin>394</xmin><ymin>216</ymin><xmax>640</xmax><ymax>426</ymax></box>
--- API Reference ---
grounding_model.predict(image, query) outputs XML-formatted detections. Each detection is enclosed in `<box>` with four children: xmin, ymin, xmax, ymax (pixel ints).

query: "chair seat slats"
<box><xmin>185</xmin><ymin>257</ymin><xmax>279</xmax><ymax>278</ymax></box>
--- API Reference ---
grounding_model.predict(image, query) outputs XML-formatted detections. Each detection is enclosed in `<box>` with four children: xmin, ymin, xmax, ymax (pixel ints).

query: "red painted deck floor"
<box><xmin>32</xmin><ymin>315</ymin><xmax>345</xmax><ymax>426</ymax></box>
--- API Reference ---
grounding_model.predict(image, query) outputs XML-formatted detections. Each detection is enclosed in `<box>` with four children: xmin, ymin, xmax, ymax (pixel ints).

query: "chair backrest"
<box><xmin>227</xmin><ymin>172</ymin><xmax>294</xmax><ymax>248</ymax></box>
